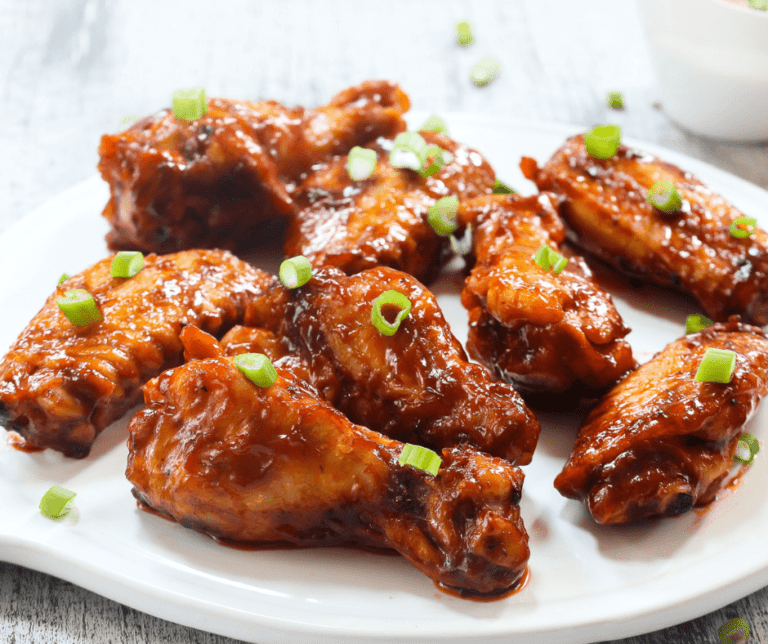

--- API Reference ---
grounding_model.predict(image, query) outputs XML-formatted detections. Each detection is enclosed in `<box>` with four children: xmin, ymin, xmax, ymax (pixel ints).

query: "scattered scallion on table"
<box><xmin>456</xmin><ymin>21</ymin><xmax>473</xmax><ymax>47</ymax></box>
<box><xmin>398</xmin><ymin>443</ymin><xmax>441</xmax><ymax>476</ymax></box>
<box><xmin>234</xmin><ymin>353</ymin><xmax>277</xmax><ymax>388</ymax></box>
<box><xmin>607</xmin><ymin>91</ymin><xmax>624</xmax><ymax>109</ymax></box>
<box><xmin>371</xmin><ymin>290</ymin><xmax>412</xmax><ymax>336</ymax></box>
<box><xmin>39</xmin><ymin>485</ymin><xmax>77</xmax><ymax>519</ymax></box>
<box><xmin>471</xmin><ymin>57</ymin><xmax>501</xmax><ymax>86</ymax></box>
<box><xmin>56</xmin><ymin>289</ymin><xmax>103</xmax><ymax>326</ymax></box>
<box><xmin>694</xmin><ymin>348</ymin><xmax>736</xmax><ymax>383</ymax></box>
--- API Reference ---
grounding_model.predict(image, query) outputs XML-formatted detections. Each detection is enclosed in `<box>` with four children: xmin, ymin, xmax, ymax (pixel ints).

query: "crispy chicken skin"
<box><xmin>460</xmin><ymin>193</ymin><xmax>635</xmax><ymax>398</ymax></box>
<box><xmin>98</xmin><ymin>81</ymin><xmax>409</xmax><ymax>253</ymax></box>
<box><xmin>521</xmin><ymin>135</ymin><xmax>768</xmax><ymax>325</ymax></box>
<box><xmin>554</xmin><ymin>320</ymin><xmax>768</xmax><ymax>524</ymax></box>
<box><xmin>283</xmin><ymin>131</ymin><xmax>495</xmax><ymax>284</ymax></box>
<box><xmin>219</xmin><ymin>266</ymin><xmax>541</xmax><ymax>465</ymax></box>
<box><xmin>0</xmin><ymin>250</ymin><xmax>279</xmax><ymax>458</ymax></box>
<box><xmin>126</xmin><ymin>354</ymin><xmax>529</xmax><ymax>595</ymax></box>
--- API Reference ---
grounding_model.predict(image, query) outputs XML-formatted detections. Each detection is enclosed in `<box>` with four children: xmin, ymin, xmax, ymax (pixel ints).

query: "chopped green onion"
<box><xmin>551</xmin><ymin>254</ymin><xmax>568</xmax><ymax>274</ymax></box>
<box><xmin>471</xmin><ymin>57</ymin><xmax>501</xmax><ymax>86</ymax></box>
<box><xmin>694</xmin><ymin>348</ymin><xmax>736</xmax><ymax>383</ymax></box>
<box><xmin>420</xmin><ymin>114</ymin><xmax>449</xmax><ymax>135</ymax></box>
<box><xmin>647</xmin><ymin>180</ymin><xmax>683</xmax><ymax>214</ymax></box>
<box><xmin>607</xmin><ymin>91</ymin><xmax>624</xmax><ymax>109</ymax></box>
<box><xmin>685</xmin><ymin>314</ymin><xmax>713</xmax><ymax>334</ymax></box>
<box><xmin>428</xmin><ymin>196</ymin><xmax>459</xmax><ymax>237</ymax></box>
<box><xmin>730</xmin><ymin>216</ymin><xmax>757</xmax><ymax>239</ymax></box>
<box><xmin>533</xmin><ymin>244</ymin><xmax>568</xmax><ymax>275</ymax></box>
<box><xmin>420</xmin><ymin>145</ymin><xmax>453</xmax><ymax>178</ymax></box>
<box><xmin>371</xmin><ymin>290</ymin><xmax>412</xmax><ymax>336</ymax></box>
<box><xmin>110</xmin><ymin>251</ymin><xmax>144</xmax><ymax>278</ymax></box>
<box><xmin>748</xmin><ymin>0</ymin><xmax>768</xmax><ymax>10</ymax></box>
<box><xmin>398</xmin><ymin>443</ymin><xmax>441</xmax><ymax>476</ymax></box>
<box><xmin>734</xmin><ymin>432</ymin><xmax>759</xmax><ymax>465</ymax></box>
<box><xmin>390</xmin><ymin>132</ymin><xmax>429</xmax><ymax>172</ymax></box>
<box><xmin>234</xmin><ymin>353</ymin><xmax>277</xmax><ymax>388</ymax></box>
<box><xmin>492</xmin><ymin>179</ymin><xmax>517</xmax><ymax>194</ymax></box>
<box><xmin>456</xmin><ymin>21</ymin><xmax>473</xmax><ymax>46</ymax></box>
<box><xmin>279</xmin><ymin>255</ymin><xmax>312</xmax><ymax>289</ymax></box>
<box><xmin>172</xmin><ymin>87</ymin><xmax>207</xmax><ymax>121</ymax></box>
<box><xmin>56</xmin><ymin>289</ymin><xmax>103</xmax><ymax>326</ymax></box>
<box><xmin>58</xmin><ymin>273</ymin><xmax>71</xmax><ymax>286</ymax></box>
<box><xmin>584</xmin><ymin>125</ymin><xmax>621</xmax><ymax>159</ymax></box>
<box><xmin>39</xmin><ymin>485</ymin><xmax>76</xmax><ymax>519</ymax></box>
<box><xmin>121</xmin><ymin>114</ymin><xmax>138</xmax><ymax>125</ymax></box>
<box><xmin>346</xmin><ymin>146</ymin><xmax>377</xmax><ymax>181</ymax></box>
<box><xmin>719</xmin><ymin>618</ymin><xmax>751</xmax><ymax>643</ymax></box>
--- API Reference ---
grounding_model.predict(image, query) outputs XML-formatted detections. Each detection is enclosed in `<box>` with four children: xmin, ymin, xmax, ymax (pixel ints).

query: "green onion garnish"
<box><xmin>584</xmin><ymin>125</ymin><xmax>621</xmax><ymax>159</ymax></box>
<box><xmin>647</xmin><ymin>180</ymin><xmax>683</xmax><ymax>214</ymax></box>
<box><xmin>371</xmin><ymin>290</ymin><xmax>412</xmax><ymax>336</ymax></box>
<box><xmin>471</xmin><ymin>57</ymin><xmax>501</xmax><ymax>86</ymax></box>
<box><xmin>607</xmin><ymin>91</ymin><xmax>624</xmax><ymax>109</ymax></box>
<box><xmin>234</xmin><ymin>353</ymin><xmax>277</xmax><ymax>388</ymax></box>
<box><xmin>719</xmin><ymin>618</ymin><xmax>751</xmax><ymax>643</ymax></box>
<box><xmin>734</xmin><ymin>432</ymin><xmax>759</xmax><ymax>465</ymax></box>
<box><xmin>279</xmin><ymin>255</ymin><xmax>312</xmax><ymax>289</ymax></box>
<box><xmin>420</xmin><ymin>145</ymin><xmax>453</xmax><ymax>178</ymax></box>
<box><xmin>450</xmin><ymin>224</ymin><xmax>472</xmax><ymax>256</ymax></box>
<box><xmin>346</xmin><ymin>146</ymin><xmax>377</xmax><ymax>181</ymax></box>
<box><xmin>730</xmin><ymin>216</ymin><xmax>757</xmax><ymax>239</ymax></box>
<box><xmin>492</xmin><ymin>179</ymin><xmax>517</xmax><ymax>194</ymax></box>
<box><xmin>685</xmin><ymin>314</ymin><xmax>713</xmax><ymax>334</ymax></box>
<box><xmin>456</xmin><ymin>21</ymin><xmax>473</xmax><ymax>46</ymax></box>
<box><xmin>172</xmin><ymin>87</ymin><xmax>207</xmax><ymax>121</ymax></box>
<box><xmin>428</xmin><ymin>196</ymin><xmax>459</xmax><ymax>237</ymax></box>
<box><xmin>56</xmin><ymin>289</ymin><xmax>103</xmax><ymax>326</ymax></box>
<box><xmin>420</xmin><ymin>114</ymin><xmax>449</xmax><ymax>135</ymax></box>
<box><xmin>39</xmin><ymin>485</ymin><xmax>77</xmax><ymax>519</ymax></box>
<box><xmin>110</xmin><ymin>251</ymin><xmax>144</xmax><ymax>278</ymax></box>
<box><xmin>390</xmin><ymin>132</ymin><xmax>429</xmax><ymax>172</ymax></box>
<box><xmin>694</xmin><ymin>348</ymin><xmax>736</xmax><ymax>383</ymax></box>
<box><xmin>398</xmin><ymin>443</ymin><xmax>441</xmax><ymax>476</ymax></box>
<box><xmin>58</xmin><ymin>273</ymin><xmax>71</xmax><ymax>286</ymax></box>
<box><xmin>533</xmin><ymin>244</ymin><xmax>568</xmax><ymax>275</ymax></box>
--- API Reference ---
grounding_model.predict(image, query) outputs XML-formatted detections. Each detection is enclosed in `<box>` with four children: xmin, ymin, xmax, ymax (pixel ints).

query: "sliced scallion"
<box><xmin>110</xmin><ymin>251</ymin><xmax>144</xmax><ymax>278</ymax></box>
<box><xmin>584</xmin><ymin>125</ymin><xmax>621</xmax><ymax>160</ymax></box>
<box><xmin>456</xmin><ymin>21</ymin><xmax>473</xmax><ymax>47</ymax></box>
<box><xmin>398</xmin><ymin>443</ymin><xmax>441</xmax><ymax>476</ymax></box>
<box><xmin>471</xmin><ymin>57</ymin><xmax>501</xmax><ymax>86</ymax></box>
<box><xmin>492</xmin><ymin>179</ymin><xmax>517</xmax><ymax>194</ymax></box>
<box><xmin>420</xmin><ymin>145</ymin><xmax>453</xmax><ymax>178</ymax></box>
<box><xmin>234</xmin><ymin>353</ymin><xmax>277</xmax><ymax>388</ymax></box>
<box><xmin>730</xmin><ymin>216</ymin><xmax>757</xmax><ymax>239</ymax></box>
<box><xmin>389</xmin><ymin>132</ymin><xmax>429</xmax><ymax>172</ymax></box>
<box><xmin>371</xmin><ymin>290</ymin><xmax>412</xmax><ymax>336</ymax></box>
<box><xmin>607</xmin><ymin>91</ymin><xmax>624</xmax><ymax>109</ymax></box>
<box><xmin>279</xmin><ymin>256</ymin><xmax>312</xmax><ymax>289</ymax></box>
<box><xmin>56</xmin><ymin>289</ymin><xmax>103</xmax><ymax>326</ymax></box>
<box><xmin>39</xmin><ymin>485</ymin><xmax>76</xmax><ymax>519</ymax></box>
<box><xmin>685</xmin><ymin>314</ymin><xmax>713</xmax><ymax>335</ymax></box>
<box><xmin>346</xmin><ymin>146</ymin><xmax>377</xmax><ymax>181</ymax></box>
<box><xmin>647</xmin><ymin>180</ymin><xmax>683</xmax><ymax>214</ymax></box>
<box><xmin>533</xmin><ymin>244</ymin><xmax>568</xmax><ymax>275</ymax></box>
<box><xmin>694</xmin><ymin>348</ymin><xmax>736</xmax><ymax>383</ymax></box>
<box><xmin>734</xmin><ymin>432</ymin><xmax>759</xmax><ymax>465</ymax></box>
<box><xmin>172</xmin><ymin>87</ymin><xmax>207</xmax><ymax>121</ymax></box>
<box><xmin>58</xmin><ymin>273</ymin><xmax>71</xmax><ymax>286</ymax></box>
<box><xmin>420</xmin><ymin>114</ymin><xmax>449</xmax><ymax>135</ymax></box>
<box><xmin>428</xmin><ymin>196</ymin><xmax>459</xmax><ymax>237</ymax></box>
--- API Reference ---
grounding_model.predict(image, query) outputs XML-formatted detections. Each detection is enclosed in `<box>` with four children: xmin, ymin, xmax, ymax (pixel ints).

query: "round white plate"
<box><xmin>1</xmin><ymin>114</ymin><xmax>767</xmax><ymax>644</ymax></box>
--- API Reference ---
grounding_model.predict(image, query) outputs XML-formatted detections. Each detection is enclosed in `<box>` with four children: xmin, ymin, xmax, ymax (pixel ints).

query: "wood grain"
<box><xmin>0</xmin><ymin>0</ymin><xmax>766</xmax><ymax>642</ymax></box>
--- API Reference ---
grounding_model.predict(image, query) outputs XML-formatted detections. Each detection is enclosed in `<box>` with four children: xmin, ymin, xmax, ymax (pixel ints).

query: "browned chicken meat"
<box><xmin>98</xmin><ymin>81</ymin><xmax>409</xmax><ymax>253</ymax></box>
<box><xmin>460</xmin><ymin>193</ymin><xmax>635</xmax><ymax>399</ymax></box>
<box><xmin>555</xmin><ymin>319</ymin><xmax>768</xmax><ymax>524</ymax></box>
<box><xmin>283</xmin><ymin>131</ymin><xmax>495</xmax><ymax>284</ymax></box>
<box><xmin>521</xmin><ymin>135</ymin><xmax>768</xmax><ymax>325</ymax></box>
<box><xmin>126</xmin><ymin>351</ymin><xmax>530</xmax><ymax>596</ymax></box>
<box><xmin>0</xmin><ymin>250</ymin><xmax>279</xmax><ymax>458</ymax></box>
<box><xmin>219</xmin><ymin>266</ymin><xmax>541</xmax><ymax>465</ymax></box>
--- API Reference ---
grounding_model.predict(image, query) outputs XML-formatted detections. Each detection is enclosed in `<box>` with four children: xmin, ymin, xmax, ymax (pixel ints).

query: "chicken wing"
<box><xmin>283</xmin><ymin>131</ymin><xmax>495</xmax><ymax>284</ymax></box>
<box><xmin>554</xmin><ymin>319</ymin><xmax>768</xmax><ymax>524</ymax></box>
<box><xmin>460</xmin><ymin>193</ymin><xmax>635</xmax><ymax>400</ymax></box>
<box><xmin>126</xmin><ymin>354</ymin><xmax>529</xmax><ymax>596</ymax></box>
<box><xmin>219</xmin><ymin>266</ymin><xmax>540</xmax><ymax>465</ymax></box>
<box><xmin>0</xmin><ymin>250</ymin><xmax>280</xmax><ymax>458</ymax></box>
<box><xmin>521</xmin><ymin>135</ymin><xmax>768</xmax><ymax>325</ymax></box>
<box><xmin>98</xmin><ymin>81</ymin><xmax>409</xmax><ymax>253</ymax></box>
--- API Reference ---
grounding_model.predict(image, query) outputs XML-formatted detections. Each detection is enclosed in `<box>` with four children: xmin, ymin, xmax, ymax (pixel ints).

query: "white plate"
<box><xmin>1</xmin><ymin>115</ymin><xmax>767</xmax><ymax>644</ymax></box>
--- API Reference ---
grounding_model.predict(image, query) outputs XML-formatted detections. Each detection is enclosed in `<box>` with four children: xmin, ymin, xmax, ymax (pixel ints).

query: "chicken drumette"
<box><xmin>555</xmin><ymin>320</ymin><xmax>768</xmax><ymax>524</ymax></box>
<box><xmin>98</xmin><ymin>81</ymin><xmax>409</xmax><ymax>253</ymax></box>
<box><xmin>460</xmin><ymin>193</ymin><xmax>635</xmax><ymax>400</ymax></box>
<box><xmin>126</xmin><ymin>348</ymin><xmax>530</xmax><ymax>596</ymax></box>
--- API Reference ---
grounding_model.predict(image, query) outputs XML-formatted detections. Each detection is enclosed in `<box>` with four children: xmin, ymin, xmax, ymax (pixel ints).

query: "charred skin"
<box><xmin>126</xmin><ymin>355</ymin><xmax>530</xmax><ymax>595</ymax></box>
<box><xmin>555</xmin><ymin>320</ymin><xmax>768</xmax><ymax>524</ymax></box>
<box><xmin>522</xmin><ymin>135</ymin><xmax>768</xmax><ymax>325</ymax></box>
<box><xmin>460</xmin><ymin>193</ymin><xmax>635</xmax><ymax>400</ymax></box>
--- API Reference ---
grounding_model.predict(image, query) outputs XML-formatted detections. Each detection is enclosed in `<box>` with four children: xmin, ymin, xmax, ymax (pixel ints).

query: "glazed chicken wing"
<box><xmin>555</xmin><ymin>320</ymin><xmax>768</xmax><ymax>524</ymax></box>
<box><xmin>98</xmin><ymin>81</ymin><xmax>409</xmax><ymax>253</ymax></box>
<box><xmin>126</xmin><ymin>353</ymin><xmax>529</xmax><ymax>596</ymax></box>
<box><xmin>0</xmin><ymin>250</ymin><xmax>279</xmax><ymax>457</ymax></box>
<box><xmin>460</xmin><ymin>193</ymin><xmax>635</xmax><ymax>399</ymax></box>
<box><xmin>521</xmin><ymin>135</ymin><xmax>768</xmax><ymax>325</ymax></box>
<box><xmin>283</xmin><ymin>131</ymin><xmax>495</xmax><ymax>284</ymax></box>
<box><xmin>220</xmin><ymin>266</ymin><xmax>540</xmax><ymax>465</ymax></box>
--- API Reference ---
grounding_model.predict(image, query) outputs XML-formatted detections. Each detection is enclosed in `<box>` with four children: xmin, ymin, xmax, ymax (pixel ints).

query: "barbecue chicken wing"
<box><xmin>283</xmin><ymin>131</ymin><xmax>495</xmax><ymax>284</ymax></box>
<box><xmin>99</xmin><ymin>81</ymin><xmax>409</xmax><ymax>253</ymax></box>
<box><xmin>126</xmin><ymin>354</ymin><xmax>530</xmax><ymax>596</ymax></box>
<box><xmin>460</xmin><ymin>193</ymin><xmax>635</xmax><ymax>400</ymax></box>
<box><xmin>555</xmin><ymin>320</ymin><xmax>768</xmax><ymax>524</ymax></box>
<box><xmin>521</xmin><ymin>135</ymin><xmax>768</xmax><ymax>325</ymax></box>
<box><xmin>0</xmin><ymin>250</ymin><xmax>280</xmax><ymax>458</ymax></box>
<box><xmin>219</xmin><ymin>266</ymin><xmax>540</xmax><ymax>465</ymax></box>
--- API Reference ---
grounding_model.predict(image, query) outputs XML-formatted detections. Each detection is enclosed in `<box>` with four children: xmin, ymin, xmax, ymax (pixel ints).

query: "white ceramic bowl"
<box><xmin>636</xmin><ymin>0</ymin><xmax>768</xmax><ymax>141</ymax></box>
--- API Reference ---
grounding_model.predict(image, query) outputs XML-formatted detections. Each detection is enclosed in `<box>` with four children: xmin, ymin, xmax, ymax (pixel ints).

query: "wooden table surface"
<box><xmin>1</xmin><ymin>1</ymin><xmax>767</xmax><ymax>642</ymax></box>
